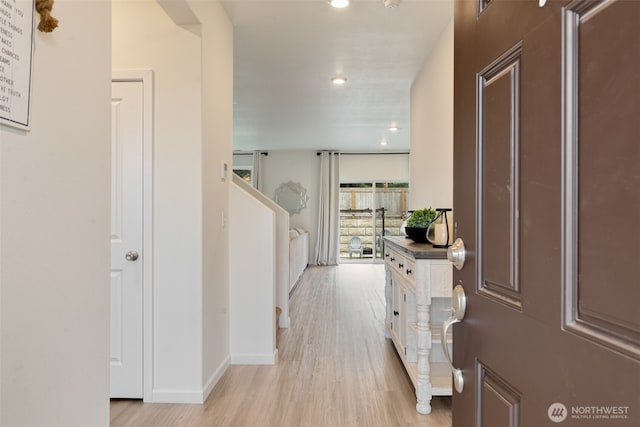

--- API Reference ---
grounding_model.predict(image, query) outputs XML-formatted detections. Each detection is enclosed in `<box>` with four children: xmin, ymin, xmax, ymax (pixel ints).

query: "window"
<box><xmin>232</xmin><ymin>153</ymin><xmax>255</xmax><ymax>185</ymax></box>
<box><xmin>233</xmin><ymin>168</ymin><xmax>252</xmax><ymax>184</ymax></box>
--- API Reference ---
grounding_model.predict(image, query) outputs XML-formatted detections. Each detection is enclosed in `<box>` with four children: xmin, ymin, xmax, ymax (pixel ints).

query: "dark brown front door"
<box><xmin>452</xmin><ymin>0</ymin><xmax>639</xmax><ymax>426</ymax></box>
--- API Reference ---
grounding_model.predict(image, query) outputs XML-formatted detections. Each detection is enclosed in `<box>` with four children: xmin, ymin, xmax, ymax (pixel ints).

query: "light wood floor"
<box><xmin>111</xmin><ymin>264</ymin><xmax>452</xmax><ymax>427</ymax></box>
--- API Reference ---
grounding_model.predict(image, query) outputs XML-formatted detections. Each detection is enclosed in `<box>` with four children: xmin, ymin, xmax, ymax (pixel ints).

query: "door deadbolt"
<box><xmin>447</xmin><ymin>238</ymin><xmax>466</xmax><ymax>270</ymax></box>
<box><xmin>125</xmin><ymin>250</ymin><xmax>139</xmax><ymax>261</ymax></box>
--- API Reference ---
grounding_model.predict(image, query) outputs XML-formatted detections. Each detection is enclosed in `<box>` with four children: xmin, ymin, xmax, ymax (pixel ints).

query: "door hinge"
<box><xmin>404</xmin><ymin>293</ymin><xmax>406</xmax><ymax>302</ymax></box>
<box><xmin>404</xmin><ymin>348</ymin><xmax>406</xmax><ymax>356</ymax></box>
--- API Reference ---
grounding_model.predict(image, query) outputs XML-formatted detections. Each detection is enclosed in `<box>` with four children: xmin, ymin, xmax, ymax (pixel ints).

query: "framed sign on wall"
<box><xmin>0</xmin><ymin>0</ymin><xmax>34</xmax><ymax>130</ymax></box>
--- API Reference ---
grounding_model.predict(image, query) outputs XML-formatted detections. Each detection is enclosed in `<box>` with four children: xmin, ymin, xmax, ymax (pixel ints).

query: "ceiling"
<box><xmin>221</xmin><ymin>0</ymin><xmax>453</xmax><ymax>152</ymax></box>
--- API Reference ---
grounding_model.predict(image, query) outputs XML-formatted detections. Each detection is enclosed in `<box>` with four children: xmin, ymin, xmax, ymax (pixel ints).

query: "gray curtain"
<box><xmin>314</xmin><ymin>151</ymin><xmax>340</xmax><ymax>265</ymax></box>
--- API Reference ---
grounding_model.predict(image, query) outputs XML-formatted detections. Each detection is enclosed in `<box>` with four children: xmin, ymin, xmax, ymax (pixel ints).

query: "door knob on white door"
<box><xmin>125</xmin><ymin>250</ymin><xmax>139</xmax><ymax>261</ymax></box>
<box><xmin>441</xmin><ymin>284</ymin><xmax>466</xmax><ymax>393</ymax></box>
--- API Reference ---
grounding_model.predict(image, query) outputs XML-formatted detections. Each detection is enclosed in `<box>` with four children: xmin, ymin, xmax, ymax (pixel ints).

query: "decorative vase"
<box><xmin>405</xmin><ymin>227</ymin><xmax>430</xmax><ymax>243</ymax></box>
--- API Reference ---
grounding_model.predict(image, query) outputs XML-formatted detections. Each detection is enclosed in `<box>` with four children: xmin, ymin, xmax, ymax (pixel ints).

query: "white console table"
<box><xmin>383</xmin><ymin>236</ymin><xmax>453</xmax><ymax>414</ymax></box>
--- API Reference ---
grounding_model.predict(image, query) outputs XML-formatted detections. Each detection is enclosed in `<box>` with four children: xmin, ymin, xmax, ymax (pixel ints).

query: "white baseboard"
<box><xmin>203</xmin><ymin>355</ymin><xmax>230</xmax><ymax>402</ymax></box>
<box><xmin>150</xmin><ymin>355</ymin><xmax>230</xmax><ymax>404</ymax></box>
<box><xmin>231</xmin><ymin>349</ymin><xmax>278</xmax><ymax>365</ymax></box>
<box><xmin>279</xmin><ymin>316</ymin><xmax>291</xmax><ymax>329</ymax></box>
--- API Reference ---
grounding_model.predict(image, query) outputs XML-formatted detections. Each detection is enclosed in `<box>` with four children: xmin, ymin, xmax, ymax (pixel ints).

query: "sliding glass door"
<box><xmin>339</xmin><ymin>181</ymin><xmax>409</xmax><ymax>261</ymax></box>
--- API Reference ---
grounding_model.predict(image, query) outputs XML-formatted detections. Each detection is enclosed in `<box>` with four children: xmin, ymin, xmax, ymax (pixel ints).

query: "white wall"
<box><xmin>1</xmin><ymin>1</ymin><xmax>111</xmax><ymax>425</ymax></box>
<box><xmin>410</xmin><ymin>19</ymin><xmax>454</xmax><ymax>210</ymax></box>
<box><xmin>340</xmin><ymin>154</ymin><xmax>410</xmax><ymax>182</ymax></box>
<box><xmin>229</xmin><ymin>182</ymin><xmax>277</xmax><ymax>364</ymax></box>
<box><xmin>113</xmin><ymin>0</ymin><xmax>202</xmax><ymax>402</ymax></box>
<box><xmin>190</xmin><ymin>0</ymin><xmax>234</xmax><ymax>401</ymax></box>
<box><xmin>260</xmin><ymin>151</ymin><xmax>321</xmax><ymax>263</ymax></box>
<box><xmin>113</xmin><ymin>0</ymin><xmax>233</xmax><ymax>403</ymax></box>
<box><xmin>0</xmin><ymin>142</ymin><xmax>2</xmax><ymax>423</ymax></box>
<box><xmin>232</xmin><ymin>175</ymin><xmax>290</xmax><ymax>329</ymax></box>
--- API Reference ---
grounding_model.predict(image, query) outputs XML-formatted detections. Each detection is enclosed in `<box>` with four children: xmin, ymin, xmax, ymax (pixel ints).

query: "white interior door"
<box><xmin>110</xmin><ymin>81</ymin><xmax>144</xmax><ymax>398</ymax></box>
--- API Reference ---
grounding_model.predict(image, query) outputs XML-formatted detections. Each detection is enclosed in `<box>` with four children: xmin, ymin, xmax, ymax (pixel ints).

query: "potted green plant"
<box><xmin>405</xmin><ymin>208</ymin><xmax>437</xmax><ymax>243</ymax></box>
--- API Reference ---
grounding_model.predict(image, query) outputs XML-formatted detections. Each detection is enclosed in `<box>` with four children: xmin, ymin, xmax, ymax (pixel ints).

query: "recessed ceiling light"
<box><xmin>389</xmin><ymin>126</ymin><xmax>399</xmax><ymax>132</ymax></box>
<box><xmin>329</xmin><ymin>0</ymin><xmax>350</xmax><ymax>8</ymax></box>
<box><xmin>380</xmin><ymin>139</ymin><xmax>388</xmax><ymax>146</ymax></box>
<box><xmin>331</xmin><ymin>76</ymin><xmax>347</xmax><ymax>86</ymax></box>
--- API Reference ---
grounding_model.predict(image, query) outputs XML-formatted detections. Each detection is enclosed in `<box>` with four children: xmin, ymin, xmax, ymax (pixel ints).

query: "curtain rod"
<box><xmin>232</xmin><ymin>150</ymin><xmax>268</xmax><ymax>156</ymax></box>
<box><xmin>317</xmin><ymin>151</ymin><xmax>409</xmax><ymax>156</ymax></box>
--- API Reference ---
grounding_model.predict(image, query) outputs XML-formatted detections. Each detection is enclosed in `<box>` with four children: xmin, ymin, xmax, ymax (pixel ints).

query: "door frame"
<box><xmin>112</xmin><ymin>70</ymin><xmax>154</xmax><ymax>401</ymax></box>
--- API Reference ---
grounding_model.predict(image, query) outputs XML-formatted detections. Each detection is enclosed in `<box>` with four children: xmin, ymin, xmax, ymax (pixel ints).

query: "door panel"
<box><xmin>110</xmin><ymin>81</ymin><xmax>144</xmax><ymax>398</ymax></box>
<box><xmin>453</xmin><ymin>0</ymin><xmax>639</xmax><ymax>426</ymax></box>
<box><xmin>565</xmin><ymin>0</ymin><xmax>640</xmax><ymax>359</ymax></box>
<box><xmin>478</xmin><ymin>43</ymin><xmax>522</xmax><ymax>309</ymax></box>
<box><xmin>478</xmin><ymin>362</ymin><xmax>520</xmax><ymax>427</ymax></box>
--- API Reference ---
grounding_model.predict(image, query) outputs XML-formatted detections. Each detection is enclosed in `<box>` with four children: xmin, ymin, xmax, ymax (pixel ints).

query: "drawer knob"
<box><xmin>393</xmin><ymin>310</ymin><xmax>399</xmax><ymax>316</ymax></box>
<box><xmin>399</xmin><ymin>263</ymin><xmax>404</xmax><ymax>268</ymax></box>
<box><xmin>406</xmin><ymin>269</ymin><xmax>412</xmax><ymax>275</ymax></box>
<box><xmin>390</xmin><ymin>257</ymin><xmax>395</xmax><ymax>262</ymax></box>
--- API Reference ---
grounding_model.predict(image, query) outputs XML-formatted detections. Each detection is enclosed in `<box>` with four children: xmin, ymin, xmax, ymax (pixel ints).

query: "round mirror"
<box><xmin>274</xmin><ymin>181</ymin><xmax>309</xmax><ymax>214</ymax></box>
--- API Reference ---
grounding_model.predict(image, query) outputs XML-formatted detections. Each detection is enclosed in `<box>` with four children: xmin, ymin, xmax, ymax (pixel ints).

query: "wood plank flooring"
<box><xmin>111</xmin><ymin>264</ymin><xmax>452</xmax><ymax>427</ymax></box>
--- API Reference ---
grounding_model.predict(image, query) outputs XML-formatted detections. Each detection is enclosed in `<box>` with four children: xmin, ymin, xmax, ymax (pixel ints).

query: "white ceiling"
<box><xmin>222</xmin><ymin>0</ymin><xmax>453</xmax><ymax>152</ymax></box>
